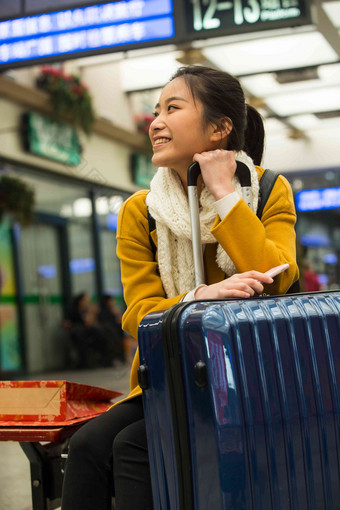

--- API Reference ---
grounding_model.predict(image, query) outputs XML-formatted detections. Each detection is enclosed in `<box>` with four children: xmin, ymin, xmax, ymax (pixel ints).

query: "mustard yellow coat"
<box><xmin>116</xmin><ymin>166</ymin><xmax>299</xmax><ymax>402</ymax></box>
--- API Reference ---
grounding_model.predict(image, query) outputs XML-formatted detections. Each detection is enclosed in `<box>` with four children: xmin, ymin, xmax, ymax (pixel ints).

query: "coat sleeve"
<box><xmin>211</xmin><ymin>173</ymin><xmax>299</xmax><ymax>295</ymax></box>
<box><xmin>116</xmin><ymin>191</ymin><xmax>185</xmax><ymax>341</ymax></box>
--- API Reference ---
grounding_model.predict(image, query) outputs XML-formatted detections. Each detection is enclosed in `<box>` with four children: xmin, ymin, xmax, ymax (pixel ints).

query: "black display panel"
<box><xmin>183</xmin><ymin>0</ymin><xmax>311</xmax><ymax>39</ymax></box>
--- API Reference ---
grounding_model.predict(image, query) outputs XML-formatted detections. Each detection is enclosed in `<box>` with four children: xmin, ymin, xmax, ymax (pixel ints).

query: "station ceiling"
<box><xmin>75</xmin><ymin>0</ymin><xmax>340</xmax><ymax>146</ymax></box>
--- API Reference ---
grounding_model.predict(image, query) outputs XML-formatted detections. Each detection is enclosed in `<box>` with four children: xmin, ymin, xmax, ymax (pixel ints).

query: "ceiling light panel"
<box><xmin>120</xmin><ymin>53</ymin><xmax>180</xmax><ymax>92</ymax></box>
<box><xmin>263</xmin><ymin>117</ymin><xmax>288</xmax><ymax>134</ymax></box>
<box><xmin>323</xmin><ymin>2</ymin><xmax>340</xmax><ymax>27</ymax></box>
<box><xmin>289</xmin><ymin>114</ymin><xmax>340</xmax><ymax>131</ymax></box>
<box><xmin>288</xmin><ymin>114</ymin><xmax>320</xmax><ymax>129</ymax></box>
<box><xmin>203</xmin><ymin>32</ymin><xmax>338</xmax><ymax>75</ymax></box>
<box><xmin>240</xmin><ymin>63</ymin><xmax>340</xmax><ymax>97</ymax></box>
<box><xmin>266</xmin><ymin>86</ymin><xmax>340</xmax><ymax>116</ymax></box>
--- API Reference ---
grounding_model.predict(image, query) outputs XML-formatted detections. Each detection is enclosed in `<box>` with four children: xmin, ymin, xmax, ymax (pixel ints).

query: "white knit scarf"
<box><xmin>146</xmin><ymin>151</ymin><xmax>260</xmax><ymax>298</ymax></box>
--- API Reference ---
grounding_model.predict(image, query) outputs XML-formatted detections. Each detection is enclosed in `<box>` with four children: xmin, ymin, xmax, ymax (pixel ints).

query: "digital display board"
<box><xmin>0</xmin><ymin>0</ymin><xmax>175</xmax><ymax>68</ymax></box>
<box><xmin>0</xmin><ymin>0</ymin><xmax>311</xmax><ymax>69</ymax></box>
<box><xmin>185</xmin><ymin>0</ymin><xmax>311</xmax><ymax>39</ymax></box>
<box><xmin>296</xmin><ymin>187</ymin><xmax>340</xmax><ymax>212</ymax></box>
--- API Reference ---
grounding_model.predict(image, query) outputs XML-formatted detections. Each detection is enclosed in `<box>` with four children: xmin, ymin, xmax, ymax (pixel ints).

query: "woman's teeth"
<box><xmin>154</xmin><ymin>138</ymin><xmax>170</xmax><ymax>145</ymax></box>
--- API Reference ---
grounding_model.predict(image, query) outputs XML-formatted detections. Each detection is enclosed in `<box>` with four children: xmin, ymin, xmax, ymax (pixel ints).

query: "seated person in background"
<box><xmin>65</xmin><ymin>292</ymin><xmax>113</xmax><ymax>368</ymax></box>
<box><xmin>98</xmin><ymin>294</ymin><xmax>126</xmax><ymax>364</ymax></box>
<box><xmin>302</xmin><ymin>260</ymin><xmax>320</xmax><ymax>292</ymax></box>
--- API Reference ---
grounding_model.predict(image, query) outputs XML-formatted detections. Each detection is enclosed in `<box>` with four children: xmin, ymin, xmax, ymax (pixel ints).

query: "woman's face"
<box><xmin>149</xmin><ymin>77</ymin><xmax>217</xmax><ymax>181</ymax></box>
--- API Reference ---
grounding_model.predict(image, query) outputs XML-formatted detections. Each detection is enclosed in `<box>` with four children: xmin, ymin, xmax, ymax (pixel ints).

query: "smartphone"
<box><xmin>265</xmin><ymin>263</ymin><xmax>289</xmax><ymax>278</ymax></box>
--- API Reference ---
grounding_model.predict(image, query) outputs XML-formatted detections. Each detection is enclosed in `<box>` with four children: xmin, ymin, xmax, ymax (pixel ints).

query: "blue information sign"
<box><xmin>296</xmin><ymin>187</ymin><xmax>340</xmax><ymax>212</ymax></box>
<box><xmin>0</xmin><ymin>0</ymin><xmax>175</xmax><ymax>67</ymax></box>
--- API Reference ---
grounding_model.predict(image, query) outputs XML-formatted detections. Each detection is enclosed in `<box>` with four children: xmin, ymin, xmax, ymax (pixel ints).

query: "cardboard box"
<box><xmin>0</xmin><ymin>380</ymin><xmax>123</xmax><ymax>426</ymax></box>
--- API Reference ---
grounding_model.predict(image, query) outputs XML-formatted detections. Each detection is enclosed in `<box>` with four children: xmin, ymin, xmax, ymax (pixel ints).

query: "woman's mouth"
<box><xmin>153</xmin><ymin>137</ymin><xmax>171</xmax><ymax>147</ymax></box>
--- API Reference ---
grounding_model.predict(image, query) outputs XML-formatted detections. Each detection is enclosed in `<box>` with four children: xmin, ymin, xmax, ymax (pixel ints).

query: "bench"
<box><xmin>0</xmin><ymin>381</ymin><xmax>123</xmax><ymax>510</ymax></box>
<box><xmin>0</xmin><ymin>422</ymin><xmax>90</xmax><ymax>510</ymax></box>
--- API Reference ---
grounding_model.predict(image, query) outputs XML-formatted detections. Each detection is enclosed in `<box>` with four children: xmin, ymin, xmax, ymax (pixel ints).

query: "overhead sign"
<box><xmin>0</xmin><ymin>0</ymin><xmax>175</xmax><ymax>68</ymax></box>
<box><xmin>22</xmin><ymin>112</ymin><xmax>82</xmax><ymax>166</ymax></box>
<box><xmin>0</xmin><ymin>0</ymin><xmax>311</xmax><ymax>69</ymax></box>
<box><xmin>296</xmin><ymin>187</ymin><xmax>340</xmax><ymax>212</ymax></box>
<box><xmin>131</xmin><ymin>153</ymin><xmax>157</xmax><ymax>187</ymax></box>
<box><xmin>185</xmin><ymin>0</ymin><xmax>311</xmax><ymax>38</ymax></box>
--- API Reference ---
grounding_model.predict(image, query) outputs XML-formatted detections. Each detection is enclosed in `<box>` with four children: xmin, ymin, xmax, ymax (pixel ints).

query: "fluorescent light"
<box><xmin>323</xmin><ymin>2</ymin><xmax>340</xmax><ymax>27</ymax></box>
<box><xmin>266</xmin><ymin>86</ymin><xmax>340</xmax><ymax>115</ymax></box>
<box><xmin>120</xmin><ymin>53</ymin><xmax>180</xmax><ymax>91</ymax></box>
<box><xmin>241</xmin><ymin>74</ymin><xmax>278</xmax><ymax>96</ymax></box>
<box><xmin>263</xmin><ymin>117</ymin><xmax>288</xmax><ymax>134</ymax></box>
<box><xmin>96</xmin><ymin>196</ymin><xmax>109</xmax><ymax>215</ymax></box>
<box><xmin>73</xmin><ymin>198</ymin><xmax>92</xmax><ymax>217</ymax></box>
<box><xmin>241</xmin><ymin>63</ymin><xmax>340</xmax><ymax>98</ymax></box>
<box><xmin>109</xmin><ymin>196</ymin><xmax>124</xmax><ymax>214</ymax></box>
<box><xmin>289</xmin><ymin>114</ymin><xmax>340</xmax><ymax>131</ymax></box>
<box><xmin>203</xmin><ymin>32</ymin><xmax>337</xmax><ymax>75</ymax></box>
<box><xmin>318</xmin><ymin>62</ymin><xmax>340</xmax><ymax>81</ymax></box>
<box><xmin>288</xmin><ymin>114</ymin><xmax>319</xmax><ymax>129</ymax></box>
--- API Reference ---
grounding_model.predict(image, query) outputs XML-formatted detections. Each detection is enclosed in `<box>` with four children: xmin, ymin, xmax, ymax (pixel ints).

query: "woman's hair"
<box><xmin>170</xmin><ymin>66</ymin><xmax>265</xmax><ymax>165</ymax></box>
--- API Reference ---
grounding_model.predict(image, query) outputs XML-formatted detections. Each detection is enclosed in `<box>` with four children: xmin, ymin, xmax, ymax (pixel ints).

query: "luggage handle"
<box><xmin>187</xmin><ymin>160</ymin><xmax>251</xmax><ymax>287</ymax></box>
<box><xmin>187</xmin><ymin>162</ymin><xmax>205</xmax><ymax>287</ymax></box>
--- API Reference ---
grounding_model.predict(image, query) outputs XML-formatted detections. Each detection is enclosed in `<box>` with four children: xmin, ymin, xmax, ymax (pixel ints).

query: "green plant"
<box><xmin>36</xmin><ymin>66</ymin><xmax>95</xmax><ymax>135</ymax></box>
<box><xmin>0</xmin><ymin>175</ymin><xmax>35</xmax><ymax>226</ymax></box>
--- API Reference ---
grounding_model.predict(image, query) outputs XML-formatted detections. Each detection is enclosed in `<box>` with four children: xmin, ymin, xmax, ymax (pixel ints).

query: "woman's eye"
<box><xmin>168</xmin><ymin>105</ymin><xmax>178</xmax><ymax>111</ymax></box>
<box><xmin>152</xmin><ymin>111</ymin><xmax>159</xmax><ymax>118</ymax></box>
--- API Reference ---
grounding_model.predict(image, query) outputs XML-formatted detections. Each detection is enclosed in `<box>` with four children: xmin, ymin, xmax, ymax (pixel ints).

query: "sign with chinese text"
<box><xmin>0</xmin><ymin>0</ymin><xmax>175</xmax><ymax>69</ymax></box>
<box><xmin>22</xmin><ymin>112</ymin><xmax>82</xmax><ymax>166</ymax></box>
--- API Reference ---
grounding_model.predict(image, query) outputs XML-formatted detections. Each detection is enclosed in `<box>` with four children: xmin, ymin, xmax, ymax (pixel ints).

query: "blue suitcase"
<box><xmin>138</xmin><ymin>162</ymin><xmax>340</xmax><ymax>509</ymax></box>
<box><xmin>138</xmin><ymin>292</ymin><xmax>340</xmax><ymax>510</ymax></box>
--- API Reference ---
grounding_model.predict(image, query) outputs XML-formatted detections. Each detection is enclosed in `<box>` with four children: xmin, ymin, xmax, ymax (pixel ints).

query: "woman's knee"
<box><xmin>68</xmin><ymin>421</ymin><xmax>109</xmax><ymax>463</ymax></box>
<box><xmin>113</xmin><ymin>419</ymin><xmax>148</xmax><ymax>460</ymax></box>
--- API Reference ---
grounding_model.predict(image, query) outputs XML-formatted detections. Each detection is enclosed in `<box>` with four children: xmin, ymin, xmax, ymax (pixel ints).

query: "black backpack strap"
<box><xmin>286</xmin><ymin>279</ymin><xmax>300</xmax><ymax>294</ymax></box>
<box><xmin>256</xmin><ymin>169</ymin><xmax>279</xmax><ymax>219</ymax></box>
<box><xmin>147</xmin><ymin>206</ymin><xmax>157</xmax><ymax>259</ymax></box>
<box><xmin>257</xmin><ymin>169</ymin><xmax>300</xmax><ymax>294</ymax></box>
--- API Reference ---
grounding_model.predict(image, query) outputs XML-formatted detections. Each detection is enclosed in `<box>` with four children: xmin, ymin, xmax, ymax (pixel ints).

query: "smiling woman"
<box><xmin>61</xmin><ymin>65</ymin><xmax>299</xmax><ymax>510</ymax></box>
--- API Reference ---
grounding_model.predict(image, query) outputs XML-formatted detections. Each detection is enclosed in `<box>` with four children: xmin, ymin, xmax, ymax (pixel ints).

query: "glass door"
<box><xmin>19</xmin><ymin>219</ymin><xmax>67</xmax><ymax>372</ymax></box>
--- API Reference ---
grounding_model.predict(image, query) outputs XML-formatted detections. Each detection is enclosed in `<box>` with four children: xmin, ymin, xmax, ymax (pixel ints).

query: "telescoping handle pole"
<box><xmin>187</xmin><ymin>162</ymin><xmax>205</xmax><ymax>287</ymax></box>
<box><xmin>187</xmin><ymin>159</ymin><xmax>252</xmax><ymax>288</ymax></box>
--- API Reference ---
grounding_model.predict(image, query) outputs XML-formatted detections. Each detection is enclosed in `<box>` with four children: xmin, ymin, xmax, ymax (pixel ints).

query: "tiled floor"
<box><xmin>0</xmin><ymin>364</ymin><xmax>131</xmax><ymax>510</ymax></box>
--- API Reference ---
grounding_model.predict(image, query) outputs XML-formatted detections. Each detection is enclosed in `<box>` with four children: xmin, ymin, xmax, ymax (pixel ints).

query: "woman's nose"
<box><xmin>149</xmin><ymin>115</ymin><xmax>164</xmax><ymax>135</ymax></box>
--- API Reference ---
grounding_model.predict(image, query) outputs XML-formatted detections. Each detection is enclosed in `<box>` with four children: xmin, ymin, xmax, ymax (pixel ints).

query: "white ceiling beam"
<box><xmin>313</xmin><ymin>0</ymin><xmax>340</xmax><ymax>58</ymax></box>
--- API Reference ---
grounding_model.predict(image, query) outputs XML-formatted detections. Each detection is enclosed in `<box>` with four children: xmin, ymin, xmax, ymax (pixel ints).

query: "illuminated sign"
<box><xmin>296</xmin><ymin>187</ymin><xmax>340</xmax><ymax>212</ymax></box>
<box><xmin>106</xmin><ymin>213</ymin><xmax>118</xmax><ymax>231</ymax></box>
<box><xmin>131</xmin><ymin>153</ymin><xmax>157</xmax><ymax>187</ymax></box>
<box><xmin>70</xmin><ymin>258</ymin><xmax>96</xmax><ymax>274</ymax></box>
<box><xmin>0</xmin><ymin>0</ymin><xmax>175</xmax><ymax>68</ymax></box>
<box><xmin>0</xmin><ymin>0</ymin><xmax>311</xmax><ymax>69</ymax></box>
<box><xmin>185</xmin><ymin>0</ymin><xmax>311</xmax><ymax>38</ymax></box>
<box><xmin>22</xmin><ymin>112</ymin><xmax>82</xmax><ymax>166</ymax></box>
<box><xmin>37</xmin><ymin>265</ymin><xmax>57</xmax><ymax>279</ymax></box>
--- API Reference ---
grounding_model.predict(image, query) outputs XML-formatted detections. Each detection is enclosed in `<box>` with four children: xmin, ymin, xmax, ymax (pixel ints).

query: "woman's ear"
<box><xmin>210</xmin><ymin>117</ymin><xmax>233</xmax><ymax>143</ymax></box>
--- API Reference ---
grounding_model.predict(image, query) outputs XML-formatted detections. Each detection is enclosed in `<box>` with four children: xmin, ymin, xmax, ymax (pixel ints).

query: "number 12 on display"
<box><xmin>191</xmin><ymin>0</ymin><xmax>261</xmax><ymax>30</ymax></box>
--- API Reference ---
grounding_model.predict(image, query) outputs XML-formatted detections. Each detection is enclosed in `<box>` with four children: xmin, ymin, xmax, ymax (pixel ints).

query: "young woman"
<box><xmin>61</xmin><ymin>66</ymin><xmax>299</xmax><ymax>510</ymax></box>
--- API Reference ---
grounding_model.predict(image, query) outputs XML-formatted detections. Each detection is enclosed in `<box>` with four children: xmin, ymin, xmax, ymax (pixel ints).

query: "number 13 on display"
<box><xmin>191</xmin><ymin>0</ymin><xmax>261</xmax><ymax>31</ymax></box>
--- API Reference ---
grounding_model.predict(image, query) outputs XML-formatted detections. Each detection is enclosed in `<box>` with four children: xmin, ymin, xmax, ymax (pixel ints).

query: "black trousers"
<box><xmin>61</xmin><ymin>397</ymin><xmax>153</xmax><ymax>510</ymax></box>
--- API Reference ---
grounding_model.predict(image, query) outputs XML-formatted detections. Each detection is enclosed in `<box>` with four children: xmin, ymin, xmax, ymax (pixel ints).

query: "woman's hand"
<box><xmin>194</xmin><ymin>271</ymin><xmax>274</xmax><ymax>300</ymax></box>
<box><xmin>193</xmin><ymin>149</ymin><xmax>236</xmax><ymax>200</ymax></box>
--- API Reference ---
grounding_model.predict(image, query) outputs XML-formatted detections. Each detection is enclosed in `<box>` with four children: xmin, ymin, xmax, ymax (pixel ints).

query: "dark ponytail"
<box><xmin>244</xmin><ymin>104</ymin><xmax>265</xmax><ymax>165</ymax></box>
<box><xmin>170</xmin><ymin>66</ymin><xmax>265</xmax><ymax>165</ymax></box>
